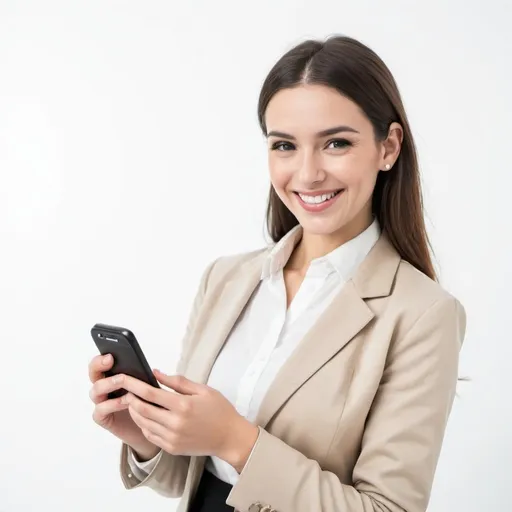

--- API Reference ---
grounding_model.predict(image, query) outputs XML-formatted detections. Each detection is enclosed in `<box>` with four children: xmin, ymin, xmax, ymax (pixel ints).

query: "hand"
<box><xmin>118</xmin><ymin>370</ymin><xmax>260</xmax><ymax>472</ymax></box>
<box><xmin>88</xmin><ymin>354</ymin><xmax>160</xmax><ymax>461</ymax></box>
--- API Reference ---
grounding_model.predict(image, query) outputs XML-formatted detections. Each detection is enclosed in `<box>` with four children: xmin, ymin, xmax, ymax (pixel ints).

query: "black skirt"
<box><xmin>189</xmin><ymin>469</ymin><xmax>235</xmax><ymax>512</ymax></box>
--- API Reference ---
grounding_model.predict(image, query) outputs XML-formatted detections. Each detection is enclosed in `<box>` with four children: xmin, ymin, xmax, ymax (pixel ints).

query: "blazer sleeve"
<box><xmin>226</xmin><ymin>296</ymin><xmax>466</xmax><ymax>512</ymax></box>
<box><xmin>119</xmin><ymin>258</ymin><xmax>218</xmax><ymax>497</ymax></box>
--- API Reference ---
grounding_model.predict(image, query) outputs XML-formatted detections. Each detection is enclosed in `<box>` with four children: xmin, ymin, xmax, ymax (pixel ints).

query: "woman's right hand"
<box><xmin>88</xmin><ymin>353</ymin><xmax>160</xmax><ymax>461</ymax></box>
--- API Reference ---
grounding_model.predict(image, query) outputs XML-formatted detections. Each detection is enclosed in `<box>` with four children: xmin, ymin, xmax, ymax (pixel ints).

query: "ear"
<box><xmin>379</xmin><ymin>122</ymin><xmax>403</xmax><ymax>171</ymax></box>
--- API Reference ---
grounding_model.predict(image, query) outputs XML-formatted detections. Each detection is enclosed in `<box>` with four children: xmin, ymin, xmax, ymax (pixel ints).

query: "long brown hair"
<box><xmin>258</xmin><ymin>36</ymin><xmax>437</xmax><ymax>281</ymax></box>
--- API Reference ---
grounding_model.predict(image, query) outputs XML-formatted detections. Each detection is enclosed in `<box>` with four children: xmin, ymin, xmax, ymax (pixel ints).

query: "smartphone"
<box><xmin>90</xmin><ymin>323</ymin><xmax>160</xmax><ymax>400</ymax></box>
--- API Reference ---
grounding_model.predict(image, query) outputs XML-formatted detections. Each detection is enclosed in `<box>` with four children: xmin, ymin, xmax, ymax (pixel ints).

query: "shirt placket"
<box><xmin>287</xmin><ymin>261</ymin><xmax>333</xmax><ymax>324</ymax></box>
<box><xmin>235</xmin><ymin>271</ymin><xmax>287</xmax><ymax>419</ymax></box>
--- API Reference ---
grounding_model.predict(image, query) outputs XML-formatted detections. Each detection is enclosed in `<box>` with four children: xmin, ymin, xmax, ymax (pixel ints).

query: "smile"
<box><xmin>294</xmin><ymin>189</ymin><xmax>344</xmax><ymax>212</ymax></box>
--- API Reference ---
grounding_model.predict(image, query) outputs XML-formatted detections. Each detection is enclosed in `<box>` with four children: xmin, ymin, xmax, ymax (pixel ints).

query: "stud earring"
<box><xmin>384</xmin><ymin>164</ymin><xmax>391</xmax><ymax>170</ymax></box>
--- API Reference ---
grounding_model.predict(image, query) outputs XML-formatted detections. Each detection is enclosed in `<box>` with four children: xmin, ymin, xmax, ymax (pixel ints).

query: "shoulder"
<box><xmin>390</xmin><ymin>259</ymin><xmax>466</xmax><ymax>343</ymax></box>
<box><xmin>396</xmin><ymin>258</ymin><xmax>455</xmax><ymax>298</ymax></box>
<box><xmin>203</xmin><ymin>247</ymin><xmax>270</xmax><ymax>290</ymax></box>
<box><xmin>394</xmin><ymin>259</ymin><xmax>463</xmax><ymax>308</ymax></box>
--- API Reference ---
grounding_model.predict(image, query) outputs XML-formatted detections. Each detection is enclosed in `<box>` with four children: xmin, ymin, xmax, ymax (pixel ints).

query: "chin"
<box><xmin>296</xmin><ymin>217</ymin><xmax>345</xmax><ymax>237</ymax></box>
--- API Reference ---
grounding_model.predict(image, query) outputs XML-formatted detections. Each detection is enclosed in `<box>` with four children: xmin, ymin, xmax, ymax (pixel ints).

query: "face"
<box><xmin>265</xmin><ymin>84</ymin><xmax>400</xmax><ymax>241</ymax></box>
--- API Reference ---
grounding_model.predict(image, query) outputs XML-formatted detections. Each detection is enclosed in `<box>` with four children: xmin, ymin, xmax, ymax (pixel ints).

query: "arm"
<box><xmin>119</xmin><ymin>258</ymin><xmax>218</xmax><ymax>497</ymax></box>
<box><xmin>226</xmin><ymin>296</ymin><xmax>466</xmax><ymax>512</ymax></box>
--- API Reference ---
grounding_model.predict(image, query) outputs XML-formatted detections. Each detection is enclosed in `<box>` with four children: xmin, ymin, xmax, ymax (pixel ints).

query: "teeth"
<box><xmin>298</xmin><ymin>191</ymin><xmax>338</xmax><ymax>204</ymax></box>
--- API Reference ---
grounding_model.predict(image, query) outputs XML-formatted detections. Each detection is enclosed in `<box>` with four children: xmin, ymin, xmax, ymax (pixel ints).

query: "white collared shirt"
<box><xmin>128</xmin><ymin>219</ymin><xmax>381</xmax><ymax>484</ymax></box>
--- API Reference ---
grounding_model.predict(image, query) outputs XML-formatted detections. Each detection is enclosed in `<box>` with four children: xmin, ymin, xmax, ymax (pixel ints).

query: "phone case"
<box><xmin>90</xmin><ymin>323</ymin><xmax>160</xmax><ymax>399</ymax></box>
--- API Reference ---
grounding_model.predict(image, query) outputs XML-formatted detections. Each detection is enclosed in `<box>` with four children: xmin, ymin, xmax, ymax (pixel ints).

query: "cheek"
<box><xmin>333</xmin><ymin>158</ymin><xmax>379</xmax><ymax>193</ymax></box>
<box><xmin>341</xmin><ymin>168</ymin><xmax>371</xmax><ymax>189</ymax></box>
<box><xmin>269</xmin><ymin>159</ymin><xmax>293</xmax><ymax>192</ymax></box>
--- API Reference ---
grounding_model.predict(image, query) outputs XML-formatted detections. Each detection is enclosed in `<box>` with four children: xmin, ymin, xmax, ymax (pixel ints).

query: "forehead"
<box><xmin>265</xmin><ymin>84</ymin><xmax>369</xmax><ymax>135</ymax></box>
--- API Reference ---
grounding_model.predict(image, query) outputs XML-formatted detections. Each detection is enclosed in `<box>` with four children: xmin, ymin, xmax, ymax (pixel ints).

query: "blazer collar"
<box><xmin>260</xmin><ymin>218</ymin><xmax>382</xmax><ymax>283</ymax></box>
<box><xmin>185</xmin><ymin>231</ymin><xmax>401</xmax><ymax>428</ymax></box>
<box><xmin>352</xmin><ymin>231</ymin><xmax>402</xmax><ymax>299</ymax></box>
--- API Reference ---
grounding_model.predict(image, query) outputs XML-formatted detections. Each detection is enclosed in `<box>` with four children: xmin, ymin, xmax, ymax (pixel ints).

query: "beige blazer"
<box><xmin>119</xmin><ymin>232</ymin><xmax>466</xmax><ymax>512</ymax></box>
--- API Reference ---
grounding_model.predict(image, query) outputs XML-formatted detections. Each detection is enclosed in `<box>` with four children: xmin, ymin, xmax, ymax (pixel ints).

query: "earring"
<box><xmin>384</xmin><ymin>164</ymin><xmax>391</xmax><ymax>170</ymax></box>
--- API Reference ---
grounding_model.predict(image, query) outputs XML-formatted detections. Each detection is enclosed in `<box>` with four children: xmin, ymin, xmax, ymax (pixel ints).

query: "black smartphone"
<box><xmin>90</xmin><ymin>323</ymin><xmax>160</xmax><ymax>400</ymax></box>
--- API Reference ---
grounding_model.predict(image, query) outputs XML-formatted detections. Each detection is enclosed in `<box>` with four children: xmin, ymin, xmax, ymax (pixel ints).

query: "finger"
<box><xmin>92</xmin><ymin>397</ymin><xmax>128</xmax><ymax>426</ymax></box>
<box><xmin>125</xmin><ymin>393</ymin><xmax>173</xmax><ymax>428</ymax></box>
<box><xmin>89</xmin><ymin>374</ymin><xmax>125</xmax><ymax>404</ymax></box>
<box><xmin>88</xmin><ymin>354</ymin><xmax>114</xmax><ymax>383</ymax></box>
<box><xmin>129</xmin><ymin>405</ymin><xmax>170</xmax><ymax>440</ymax></box>
<box><xmin>120</xmin><ymin>374</ymin><xmax>181</xmax><ymax>409</ymax></box>
<box><xmin>154</xmin><ymin>371</ymin><xmax>203</xmax><ymax>396</ymax></box>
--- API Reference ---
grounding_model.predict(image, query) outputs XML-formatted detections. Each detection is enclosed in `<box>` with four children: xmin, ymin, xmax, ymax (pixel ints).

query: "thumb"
<box><xmin>153</xmin><ymin>369</ymin><xmax>202</xmax><ymax>395</ymax></box>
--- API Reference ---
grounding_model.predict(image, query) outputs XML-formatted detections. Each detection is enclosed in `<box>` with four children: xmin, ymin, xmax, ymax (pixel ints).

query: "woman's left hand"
<box><xmin>118</xmin><ymin>370</ymin><xmax>260</xmax><ymax>472</ymax></box>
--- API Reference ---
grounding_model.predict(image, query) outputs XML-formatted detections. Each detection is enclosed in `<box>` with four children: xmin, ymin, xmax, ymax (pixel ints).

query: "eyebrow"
<box><xmin>266</xmin><ymin>125</ymin><xmax>360</xmax><ymax>140</ymax></box>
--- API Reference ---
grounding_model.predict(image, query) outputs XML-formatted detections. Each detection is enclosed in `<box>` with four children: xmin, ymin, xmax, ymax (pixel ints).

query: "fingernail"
<box><xmin>102</xmin><ymin>354</ymin><xmax>111</xmax><ymax>365</ymax></box>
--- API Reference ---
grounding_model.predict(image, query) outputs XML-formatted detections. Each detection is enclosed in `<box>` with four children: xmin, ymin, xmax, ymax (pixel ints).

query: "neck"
<box><xmin>287</xmin><ymin>212</ymin><xmax>374</xmax><ymax>273</ymax></box>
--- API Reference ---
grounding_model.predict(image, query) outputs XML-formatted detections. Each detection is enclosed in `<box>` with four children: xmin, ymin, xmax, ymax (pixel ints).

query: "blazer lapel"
<box><xmin>255</xmin><ymin>281</ymin><xmax>372</xmax><ymax>428</ymax></box>
<box><xmin>185</xmin><ymin>255</ymin><xmax>265</xmax><ymax>385</ymax></box>
<box><xmin>255</xmin><ymin>233</ymin><xmax>401</xmax><ymax>428</ymax></box>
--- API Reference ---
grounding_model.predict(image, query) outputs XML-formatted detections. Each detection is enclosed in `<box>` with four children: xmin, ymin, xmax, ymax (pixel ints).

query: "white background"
<box><xmin>1</xmin><ymin>1</ymin><xmax>510</xmax><ymax>511</ymax></box>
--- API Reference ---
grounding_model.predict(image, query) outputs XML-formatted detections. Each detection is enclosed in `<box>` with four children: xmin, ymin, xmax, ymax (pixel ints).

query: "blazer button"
<box><xmin>248</xmin><ymin>504</ymin><xmax>262</xmax><ymax>512</ymax></box>
<box><xmin>260</xmin><ymin>506</ymin><xmax>273</xmax><ymax>512</ymax></box>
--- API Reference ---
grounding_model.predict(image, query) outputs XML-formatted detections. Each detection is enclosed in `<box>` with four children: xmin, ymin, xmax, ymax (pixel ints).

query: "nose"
<box><xmin>297</xmin><ymin>150</ymin><xmax>326</xmax><ymax>185</ymax></box>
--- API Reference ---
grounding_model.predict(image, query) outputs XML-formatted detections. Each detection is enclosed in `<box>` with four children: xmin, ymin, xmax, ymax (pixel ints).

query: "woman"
<box><xmin>88</xmin><ymin>35</ymin><xmax>466</xmax><ymax>512</ymax></box>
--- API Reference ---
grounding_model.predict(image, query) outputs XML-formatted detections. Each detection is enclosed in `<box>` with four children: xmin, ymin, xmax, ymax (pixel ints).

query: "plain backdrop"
<box><xmin>1</xmin><ymin>1</ymin><xmax>510</xmax><ymax>511</ymax></box>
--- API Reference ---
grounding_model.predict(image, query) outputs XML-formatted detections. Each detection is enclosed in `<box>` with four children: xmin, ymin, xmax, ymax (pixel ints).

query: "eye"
<box><xmin>270</xmin><ymin>141</ymin><xmax>295</xmax><ymax>152</ymax></box>
<box><xmin>326</xmin><ymin>138</ymin><xmax>352</xmax><ymax>150</ymax></box>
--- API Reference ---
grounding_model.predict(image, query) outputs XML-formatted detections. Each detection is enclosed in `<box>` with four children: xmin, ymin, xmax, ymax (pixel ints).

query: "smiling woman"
<box><xmin>259</xmin><ymin>39</ymin><xmax>432</xmax><ymax>281</ymax></box>
<box><xmin>265</xmin><ymin>85</ymin><xmax>402</xmax><ymax>258</ymax></box>
<box><xmin>90</xmin><ymin>35</ymin><xmax>466</xmax><ymax>512</ymax></box>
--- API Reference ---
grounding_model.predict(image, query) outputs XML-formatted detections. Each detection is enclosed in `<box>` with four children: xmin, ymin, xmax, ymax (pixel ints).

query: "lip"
<box><xmin>294</xmin><ymin>189</ymin><xmax>342</xmax><ymax>196</ymax></box>
<box><xmin>294</xmin><ymin>189</ymin><xmax>344</xmax><ymax>213</ymax></box>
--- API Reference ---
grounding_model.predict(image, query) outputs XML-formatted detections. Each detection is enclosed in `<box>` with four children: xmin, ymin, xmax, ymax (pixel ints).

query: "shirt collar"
<box><xmin>261</xmin><ymin>218</ymin><xmax>381</xmax><ymax>281</ymax></box>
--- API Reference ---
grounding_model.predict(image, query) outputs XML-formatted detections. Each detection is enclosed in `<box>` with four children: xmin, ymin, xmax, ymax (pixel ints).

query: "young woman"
<box><xmin>88</xmin><ymin>35</ymin><xmax>466</xmax><ymax>512</ymax></box>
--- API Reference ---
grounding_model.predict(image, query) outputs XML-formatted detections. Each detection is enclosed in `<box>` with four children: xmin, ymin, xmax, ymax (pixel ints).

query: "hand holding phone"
<box><xmin>90</xmin><ymin>323</ymin><xmax>160</xmax><ymax>399</ymax></box>
<box><xmin>88</xmin><ymin>323</ymin><xmax>162</xmax><ymax>461</ymax></box>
